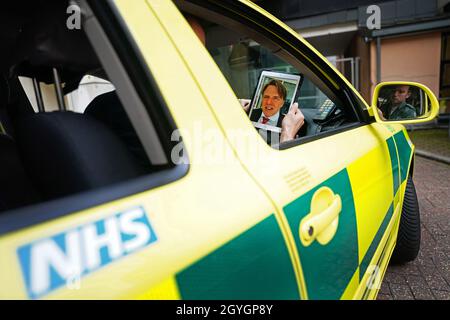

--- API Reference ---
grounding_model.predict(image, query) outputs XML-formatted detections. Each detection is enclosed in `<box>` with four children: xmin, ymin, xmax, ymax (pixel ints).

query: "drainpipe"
<box><xmin>376</xmin><ymin>36</ymin><xmax>381</xmax><ymax>84</ymax></box>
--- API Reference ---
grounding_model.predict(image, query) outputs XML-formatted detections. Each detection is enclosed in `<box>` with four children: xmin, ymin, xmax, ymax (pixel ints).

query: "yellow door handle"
<box><xmin>299</xmin><ymin>187</ymin><xmax>342</xmax><ymax>247</ymax></box>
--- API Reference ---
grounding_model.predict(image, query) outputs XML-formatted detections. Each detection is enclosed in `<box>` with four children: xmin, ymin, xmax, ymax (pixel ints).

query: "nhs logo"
<box><xmin>17</xmin><ymin>206</ymin><xmax>157</xmax><ymax>299</ymax></box>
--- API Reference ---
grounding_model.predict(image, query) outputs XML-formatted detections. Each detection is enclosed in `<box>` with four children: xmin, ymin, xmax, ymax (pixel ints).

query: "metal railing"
<box><xmin>327</xmin><ymin>56</ymin><xmax>360</xmax><ymax>91</ymax></box>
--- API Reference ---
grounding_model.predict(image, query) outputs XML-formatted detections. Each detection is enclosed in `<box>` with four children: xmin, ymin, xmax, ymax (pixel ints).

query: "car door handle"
<box><xmin>299</xmin><ymin>187</ymin><xmax>342</xmax><ymax>247</ymax></box>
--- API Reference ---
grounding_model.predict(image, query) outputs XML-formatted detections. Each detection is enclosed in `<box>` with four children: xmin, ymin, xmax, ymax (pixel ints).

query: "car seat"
<box><xmin>15</xmin><ymin>111</ymin><xmax>147</xmax><ymax>201</ymax></box>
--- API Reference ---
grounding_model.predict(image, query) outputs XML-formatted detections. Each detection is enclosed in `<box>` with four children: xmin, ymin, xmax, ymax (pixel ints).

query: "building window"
<box><xmin>440</xmin><ymin>32</ymin><xmax>450</xmax><ymax>113</ymax></box>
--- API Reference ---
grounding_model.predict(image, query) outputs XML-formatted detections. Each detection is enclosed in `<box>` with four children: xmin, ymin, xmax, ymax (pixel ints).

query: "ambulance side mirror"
<box><xmin>371</xmin><ymin>82</ymin><xmax>439</xmax><ymax>124</ymax></box>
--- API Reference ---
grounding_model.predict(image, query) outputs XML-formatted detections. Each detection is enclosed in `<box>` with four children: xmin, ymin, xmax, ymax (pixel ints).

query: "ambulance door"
<box><xmin>166</xmin><ymin>0</ymin><xmax>400</xmax><ymax>299</ymax></box>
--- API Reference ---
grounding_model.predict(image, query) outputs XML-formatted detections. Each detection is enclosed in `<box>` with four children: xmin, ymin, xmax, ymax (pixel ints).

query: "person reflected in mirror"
<box><xmin>378</xmin><ymin>85</ymin><xmax>417</xmax><ymax>120</ymax></box>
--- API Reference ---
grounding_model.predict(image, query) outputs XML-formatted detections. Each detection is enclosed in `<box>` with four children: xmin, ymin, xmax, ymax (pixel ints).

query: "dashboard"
<box><xmin>301</xmin><ymin>99</ymin><xmax>349</xmax><ymax>137</ymax></box>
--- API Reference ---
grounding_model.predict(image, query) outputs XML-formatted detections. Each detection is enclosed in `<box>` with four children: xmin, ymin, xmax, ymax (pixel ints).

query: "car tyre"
<box><xmin>391</xmin><ymin>176</ymin><xmax>421</xmax><ymax>264</ymax></box>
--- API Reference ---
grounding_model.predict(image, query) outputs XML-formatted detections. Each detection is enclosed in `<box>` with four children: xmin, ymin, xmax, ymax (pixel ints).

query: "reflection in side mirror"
<box><xmin>372</xmin><ymin>82</ymin><xmax>439</xmax><ymax>124</ymax></box>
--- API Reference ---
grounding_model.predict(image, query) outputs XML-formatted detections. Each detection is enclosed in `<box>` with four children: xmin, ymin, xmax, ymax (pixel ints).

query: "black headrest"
<box><xmin>0</xmin><ymin>134</ymin><xmax>41</xmax><ymax>212</ymax></box>
<box><xmin>16</xmin><ymin>111</ymin><xmax>145</xmax><ymax>200</ymax></box>
<box><xmin>85</xmin><ymin>91</ymin><xmax>152</xmax><ymax>170</ymax></box>
<box><xmin>10</xmin><ymin>0</ymin><xmax>99</xmax><ymax>84</ymax></box>
<box><xmin>84</xmin><ymin>91</ymin><xmax>131</xmax><ymax>131</ymax></box>
<box><xmin>0</xmin><ymin>76</ymin><xmax>37</xmax><ymax>138</ymax></box>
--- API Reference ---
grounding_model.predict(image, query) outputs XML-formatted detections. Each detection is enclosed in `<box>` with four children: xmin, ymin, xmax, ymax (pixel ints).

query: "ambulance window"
<box><xmin>0</xmin><ymin>1</ymin><xmax>186</xmax><ymax>222</ymax></box>
<box><xmin>176</xmin><ymin>2</ymin><xmax>360</xmax><ymax>148</ymax></box>
<box><xmin>19</xmin><ymin>75</ymin><xmax>115</xmax><ymax>114</ymax></box>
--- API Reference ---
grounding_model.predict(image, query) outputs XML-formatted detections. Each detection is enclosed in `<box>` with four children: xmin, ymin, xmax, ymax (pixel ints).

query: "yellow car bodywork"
<box><xmin>0</xmin><ymin>0</ymin><xmax>420</xmax><ymax>300</ymax></box>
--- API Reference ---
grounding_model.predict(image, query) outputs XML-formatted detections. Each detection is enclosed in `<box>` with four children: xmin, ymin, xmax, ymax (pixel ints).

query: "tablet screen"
<box><xmin>248</xmin><ymin>71</ymin><xmax>302</xmax><ymax>134</ymax></box>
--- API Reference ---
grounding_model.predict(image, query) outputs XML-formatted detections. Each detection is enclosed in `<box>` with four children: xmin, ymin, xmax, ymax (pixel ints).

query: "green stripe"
<box><xmin>359</xmin><ymin>203</ymin><xmax>394</xmax><ymax>281</ymax></box>
<box><xmin>386</xmin><ymin>137</ymin><xmax>400</xmax><ymax>195</ymax></box>
<box><xmin>393</xmin><ymin>131</ymin><xmax>412</xmax><ymax>183</ymax></box>
<box><xmin>361</xmin><ymin>225</ymin><xmax>395</xmax><ymax>299</ymax></box>
<box><xmin>176</xmin><ymin>214</ymin><xmax>300</xmax><ymax>299</ymax></box>
<box><xmin>284</xmin><ymin>169</ymin><xmax>359</xmax><ymax>300</ymax></box>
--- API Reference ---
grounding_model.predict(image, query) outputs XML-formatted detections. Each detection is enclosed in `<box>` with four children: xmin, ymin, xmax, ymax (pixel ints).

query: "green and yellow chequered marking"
<box><xmin>138</xmin><ymin>277</ymin><xmax>181</xmax><ymax>299</ymax></box>
<box><xmin>348</xmin><ymin>129</ymin><xmax>412</xmax><ymax>290</ymax></box>
<box><xmin>284</xmin><ymin>169</ymin><xmax>359</xmax><ymax>300</ymax></box>
<box><xmin>347</xmin><ymin>138</ymin><xmax>393</xmax><ymax>276</ymax></box>
<box><xmin>286</xmin><ymin>129</ymin><xmax>411</xmax><ymax>299</ymax></box>
<box><xmin>174</xmin><ymin>214</ymin><xmax>299</xmax><ymax>299</ymax></box>
<box><xmin>393</xmin><ymin>130</ymin><xmax>413</xmax><ymax>184</ymax></box>
<box><xmin>139</xmin><ymin>214</ymin><xmax>299</xmax><ymax>299</ymax></box>
<box><xmin>140</xmin><ymin>132</ymin><xmax>413</xmax><ymax>300</ymax></box>
<box><xmin>359</xmin><ymin>203</ymin><xmax>394</xmax><ymax>280</ymax></box>
<box><xmin>387</xmin><ymin>137</ymin><xmax>400</xmax><ymax>196</ymax></box>
<box><xmin>386</xmin><ymin>130</ymin><xmax>412</xmax><ymax>198</ymax></box>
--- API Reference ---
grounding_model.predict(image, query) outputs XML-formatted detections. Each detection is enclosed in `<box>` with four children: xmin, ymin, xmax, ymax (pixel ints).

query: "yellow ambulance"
<box><xmin>0</xmin><ymin>0</ymin><xmax>439</xmax><ymax>300</ymax></box>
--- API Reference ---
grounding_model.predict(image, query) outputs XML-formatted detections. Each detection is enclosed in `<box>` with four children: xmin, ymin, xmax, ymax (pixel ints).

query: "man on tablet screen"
<box><xmin>188</xmin><ymin>15</ymin><xmax>304</xmax><ymax>143</ymax></box>
<box><xmin>250</xmin><ymin>79</ymin><xmax>286</xmax><ymax>127</ymax></box>
<box><xmin>247</xmin><ymin>79</ymin><xmax>304</xmax><ymax>143</ymax></box>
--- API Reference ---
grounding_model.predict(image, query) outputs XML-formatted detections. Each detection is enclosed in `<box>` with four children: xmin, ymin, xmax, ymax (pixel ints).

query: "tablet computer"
<box><xmin>248</xmin><ymin>70</ymin><xmax>302</xmax><ymax>134</ymax></box>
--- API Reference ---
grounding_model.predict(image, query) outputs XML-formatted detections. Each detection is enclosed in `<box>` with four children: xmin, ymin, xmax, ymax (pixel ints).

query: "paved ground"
<box><xmin>408</xmin><ymin>129</ymin><xmax>450</xmax><ymax>159</ymax></box>
<box><xmin>377</xmin><ymin>156</ymin><xmax>450</xmax><ymax>300</ymax></box>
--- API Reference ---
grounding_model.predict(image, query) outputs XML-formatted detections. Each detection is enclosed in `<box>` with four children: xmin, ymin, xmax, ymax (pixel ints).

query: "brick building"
<box><xmin>257</xmin><ymin>0</ymin><xmax>450</xmax><ymax>114</ymax></box>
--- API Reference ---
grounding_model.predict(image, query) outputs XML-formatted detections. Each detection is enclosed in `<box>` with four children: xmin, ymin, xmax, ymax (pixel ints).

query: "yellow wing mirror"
<box><xmin>371</xmin><ymin>81</ymin><xmax>439</xmax><ymax>124</ymax></box>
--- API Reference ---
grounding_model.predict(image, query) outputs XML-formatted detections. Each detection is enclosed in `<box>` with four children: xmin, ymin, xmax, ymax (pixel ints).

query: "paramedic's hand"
<box><xmin>281</xmin><ymin>103</ymin><xmax>304</xmax><ymax>143</ymax></box>
<box><xmin>377</xmin><ymin>108</ymin><xmax>386</xmax><ymax>121</ymax></box>
<box><xmin>239</xmin><ymin>99</ymin><xmax>251</xmax><ymax>113</ymax></box>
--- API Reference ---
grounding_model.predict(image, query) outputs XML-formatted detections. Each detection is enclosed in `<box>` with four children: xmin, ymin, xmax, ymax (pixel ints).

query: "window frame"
<box><xmin>177</xmin><ymin>0</ymin><xmax>373</xmax><ymax>148</ymax></box>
